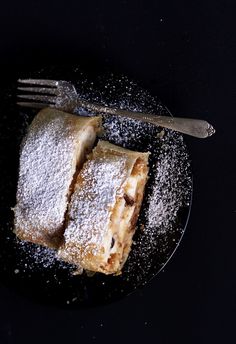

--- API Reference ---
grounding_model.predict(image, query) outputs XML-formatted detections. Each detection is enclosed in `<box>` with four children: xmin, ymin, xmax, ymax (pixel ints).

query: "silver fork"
<box><xmin>17</xmin><ymin>79</ymin><xmax>215</xmax><ymax>138</ymax></box>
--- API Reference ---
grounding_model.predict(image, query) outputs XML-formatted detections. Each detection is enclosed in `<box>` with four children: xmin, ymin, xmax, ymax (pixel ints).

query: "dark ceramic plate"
<box><xmin>0</xmin><ymin>65</ymin><xmax>192</xmax><ymax>307</ymax></box>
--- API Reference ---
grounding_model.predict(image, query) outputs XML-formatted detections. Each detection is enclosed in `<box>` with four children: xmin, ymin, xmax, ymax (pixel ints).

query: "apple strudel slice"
<box><xmin>58</xmin><ymin>140</ymin><xmax>149</xmax><ymax>274</ymax></box>
<box><xmin>14</xmin><ymin>108</ymin><xmax>101</xmax><ymax>249</ymax></box>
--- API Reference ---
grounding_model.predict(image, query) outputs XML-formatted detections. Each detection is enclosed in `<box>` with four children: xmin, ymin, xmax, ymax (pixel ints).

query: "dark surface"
<box><xmin>0</xmin><ymin>0</ymin><xmax>235</xmax><ymax>343</ymax></box>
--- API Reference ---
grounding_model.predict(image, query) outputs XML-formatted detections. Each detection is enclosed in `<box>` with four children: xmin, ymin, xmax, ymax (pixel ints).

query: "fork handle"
<box><xmin>76</xmin><ymin>99</ymin><xmax>215</xmax><ymax>138</ymax></box>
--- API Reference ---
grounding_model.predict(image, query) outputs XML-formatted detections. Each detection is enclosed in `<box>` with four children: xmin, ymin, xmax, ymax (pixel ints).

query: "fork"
<box><xmin>17</xmin><ymin>79</ymin><xmax>215</xmax><ymax>138</ymax></box>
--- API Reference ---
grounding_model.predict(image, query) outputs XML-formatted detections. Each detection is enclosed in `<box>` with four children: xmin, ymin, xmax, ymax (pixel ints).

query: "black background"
<box><xmin>0</xmin><ymin>0</ymin><xmax>235</xmax><ymax>343</ymax></box>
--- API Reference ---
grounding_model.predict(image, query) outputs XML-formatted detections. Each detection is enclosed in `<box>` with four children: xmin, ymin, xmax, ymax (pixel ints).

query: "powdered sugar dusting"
<box><xmin>13</xmin><ymin>239</ymin><xmax>75</xmax><ymax>277</ymax></box>
<box><xmin>146</xmin><ymin>131</ymin><xmax>191</xmax><ymax>231</ymax></box>
<box><xmin>12</xmin><ymin>70</ymin><xmax>192</xmax><ymax>287</ymax></box>
<box><xmin>98</xmin><ymin>100</ymin><xmax>191</xmax><ymax>281</ymax></box>
<box><xmin>63</xmin><ymin>147</ymin><xmax>127</xmax><ymax>254</ymax></box>
<box><xmin>18</xmin><ymin>240</ymin><xmax>63</xmax><ymax>269</ymax></box>
<box><xmin>14</xmin><ymin>109</ymin><xmax>82</xmax><ymax>241</ymax></box>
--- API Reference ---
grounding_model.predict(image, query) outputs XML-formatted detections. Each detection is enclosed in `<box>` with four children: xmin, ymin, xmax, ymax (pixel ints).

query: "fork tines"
<box><xmin>18</xmin><ymin>79</ymin><xmax>59</xmax><ymax>86</ymax></box>
<box><xmin>17</xmin><ymin>79</ymin><xmax>59</xmax><ymax>109</ymax></box>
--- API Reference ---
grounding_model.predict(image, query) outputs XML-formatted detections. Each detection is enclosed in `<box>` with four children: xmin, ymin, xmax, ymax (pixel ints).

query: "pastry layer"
<box><xmin>58</xmin><ymin>140</ymin><xmax>149</xmax><ymax>274</ymax></box>
<box><xmin>14</xmin><ymin>108</ymin><xmax>101</xmax><ymax>248</ymax></box>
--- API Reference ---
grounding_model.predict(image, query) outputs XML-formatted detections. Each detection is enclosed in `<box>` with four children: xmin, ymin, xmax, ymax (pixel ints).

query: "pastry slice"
<box><xmin>58</xmin><ymin>140</ymin><xmax>149</xmax><ymax>274</ymax></box>
<box><xmin>14</xmin><ymin>108</ymin><xmax>101</xmax><ymax>249</ymax></box>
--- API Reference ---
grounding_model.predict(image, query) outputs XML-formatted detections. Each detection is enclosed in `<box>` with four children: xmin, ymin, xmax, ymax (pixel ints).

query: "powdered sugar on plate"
<box><xmin>100</xmin><ymin>110</ymin><xmax>191</xmax><ymax>283</ymax></box>
<box><xmin>8</xmin><ymin>70</ymin><xmax>192</xmax><ymax>292</ymax></box>
<box><xmin>146</xmin><ymin>131</ymin><xmax>191</xmax><ymax>231</ymax></box>
<box><xmin>16</xmin><ymin>240</ymin><xmax>65</xmax><ymax>270</ymax></box>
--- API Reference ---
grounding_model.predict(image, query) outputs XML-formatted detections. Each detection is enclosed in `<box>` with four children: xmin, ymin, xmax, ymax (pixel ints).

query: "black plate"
<box><xmin>0</xmin><ymin>65</ymin><xmax>192</xmax><ymax>307</ymax></box>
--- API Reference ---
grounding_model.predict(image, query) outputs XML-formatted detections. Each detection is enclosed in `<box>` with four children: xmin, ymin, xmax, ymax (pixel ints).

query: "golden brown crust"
<box><xmin>58</xmin><ymin>140</ymin><xmax>149</xmax><ymax>274</ymax></box>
